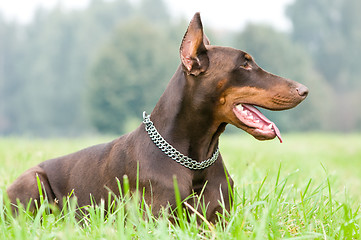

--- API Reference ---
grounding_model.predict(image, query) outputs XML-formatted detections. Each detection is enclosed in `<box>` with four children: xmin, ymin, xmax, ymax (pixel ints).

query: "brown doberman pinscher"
<box><xmin>7</xmin><ymin>13</ymin><xmax>308</xmax><ymax>222</ymax></box>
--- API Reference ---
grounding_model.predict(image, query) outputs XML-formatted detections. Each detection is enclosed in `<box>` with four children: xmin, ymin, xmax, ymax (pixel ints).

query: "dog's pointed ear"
<box><xmin>203</xmin><ymin>33</ymin><xmax>211</xmax><ymax>46</ymax></box>
<box><xmin>180</xmin><ymin>12</ymin><xmax>209</xmax><ymax>76</ymax></box>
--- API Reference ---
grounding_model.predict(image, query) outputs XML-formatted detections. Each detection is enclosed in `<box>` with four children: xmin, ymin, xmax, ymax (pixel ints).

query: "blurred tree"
<box><xmin>3</xmin><ymin>0</ymin><xmax>357</xmax><ymax>135</ymax></box>
<box><xmin>0</xmin><ymin>0</ymin><xmax>184</xmax><ymax>136</ymax></box>
<box><xmin>0</xmin><ymin>0</ymin><xmax>135</xmax><ymax>136</ymax></box>
<box><xmin>233</xmin><ymin>24</ymin><xmax>334</xmax><ymax>132</ymax></box>
<box><xmin>287</xmin><ymin>0</ymin><xmax>361</xmax><ymax>131</ymax></box>
<box><xmin>138</xmin><ymin>0</ymin><xmax>170</xmax><ymax>23</ymax></box>
<box><xmin>87</xmin><ymin>18</ymin><xmax>179</xmax><ymax>134</ymax></box>
<box><xmin>287</xmin><ymin>0</ymin><xmax>361</xmax><ymax>91</ymax></box>
<box><xmin>0</xmin><ymin>17</ymin><xmax>27</xmax><ymax>135</ymax></box>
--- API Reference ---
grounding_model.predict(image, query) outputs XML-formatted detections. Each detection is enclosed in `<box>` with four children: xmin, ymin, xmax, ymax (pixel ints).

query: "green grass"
<box><xmin>1</xmin><ymin>133</ymin><xmax>361</xmax><ymax>239</ymax></box>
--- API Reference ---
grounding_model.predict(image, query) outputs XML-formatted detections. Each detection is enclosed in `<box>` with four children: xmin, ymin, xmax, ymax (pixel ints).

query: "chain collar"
<box><xmin>142</xmin><ymin>111</ymin><xmax>219</xmax><ymax>170</ymax></box>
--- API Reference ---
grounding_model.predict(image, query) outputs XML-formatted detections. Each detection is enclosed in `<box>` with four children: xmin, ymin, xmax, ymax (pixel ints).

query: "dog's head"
<box><xmin>180</xmin><ymin>13</ymin><xmax>308</xmax><ymax>143</ymax></box>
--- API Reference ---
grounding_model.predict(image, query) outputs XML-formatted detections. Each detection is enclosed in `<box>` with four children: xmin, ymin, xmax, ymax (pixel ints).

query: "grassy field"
<box><xmin>0</xmin><ymin>133</ymin><xmax>361</xmax><ymax>239</ymax></box>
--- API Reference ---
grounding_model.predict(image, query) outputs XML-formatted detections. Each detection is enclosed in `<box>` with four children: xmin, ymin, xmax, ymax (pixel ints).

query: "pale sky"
<box><xmin>0</xmin><ymin>0</ymin><xmax>293</xmax><ymax>31</ymax></box>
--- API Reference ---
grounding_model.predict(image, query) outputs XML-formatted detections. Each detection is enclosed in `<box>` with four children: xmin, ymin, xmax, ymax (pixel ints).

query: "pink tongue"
<box><xmin>243</xmin><ymin>104</ymin><xmax>283</xmax><ymax>143</ymax></box>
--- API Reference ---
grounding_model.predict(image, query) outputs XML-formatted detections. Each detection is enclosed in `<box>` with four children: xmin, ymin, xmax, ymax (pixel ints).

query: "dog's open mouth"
<box><xmin>233</xmin><ymin>104</ymin><xmax>283</xmax><ymax>143</ymax></box>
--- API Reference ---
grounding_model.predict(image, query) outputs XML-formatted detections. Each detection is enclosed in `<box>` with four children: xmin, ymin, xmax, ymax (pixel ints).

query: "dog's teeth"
<box><xmin>255</xmin><ymin>119</ymin><xmax>260</xmax><ymax>123</ymax></box>
<box><xmin>268</xmin><ymin>124</ymin><xmax>273</xmax><ymax>129</ymax></box>
<box><xmin>236</xmin><ymin>105</ymin><xmax>243</xmax><ymax>111</ymax></box>
<box><xmin>249</xmin><ymin>116</ymin><xmax>254</xmax><ymax>120</ymax></box>
<box><xmin>242</xmin><ymin>110</ymin><xmax>248</xmax><ymax>115</ymax></box>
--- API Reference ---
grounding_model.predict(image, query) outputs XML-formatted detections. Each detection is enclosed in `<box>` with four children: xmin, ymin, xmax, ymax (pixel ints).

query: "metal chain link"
<box><xmin>142</xmin><ymin>111</ymin><xmax>219</xmax><ymax>170</ymax></box>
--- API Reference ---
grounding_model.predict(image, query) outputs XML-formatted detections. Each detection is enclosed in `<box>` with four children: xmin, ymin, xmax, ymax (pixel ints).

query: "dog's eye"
<box><xmin>240</xmin><ymin>61</ymin><xmax>251</xmax><ymax>70</ymax></box>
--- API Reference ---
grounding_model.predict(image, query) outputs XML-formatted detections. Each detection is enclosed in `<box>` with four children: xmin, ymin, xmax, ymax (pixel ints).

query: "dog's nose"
<box><xmin>296</xmin><ymin>85</ymin><xmax>309</xmax><ymax>98</ymax></box>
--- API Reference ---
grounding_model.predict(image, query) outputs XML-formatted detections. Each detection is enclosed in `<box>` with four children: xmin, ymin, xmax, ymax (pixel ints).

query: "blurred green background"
<box><xmin>0</xmin><ymin>0</ymin><xmax>360</xmax><ymax>137</ymax></box>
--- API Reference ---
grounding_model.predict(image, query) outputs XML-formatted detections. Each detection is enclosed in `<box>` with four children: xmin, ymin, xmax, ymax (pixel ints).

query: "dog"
<box><xmin>7</xmin><ymin>12</ymin><xmax>308</xmax><ymax>223</ymax></box>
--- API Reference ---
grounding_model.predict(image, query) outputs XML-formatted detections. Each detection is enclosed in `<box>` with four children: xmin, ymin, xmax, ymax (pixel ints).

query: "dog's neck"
<box><xmin>151</xmin><ymin>65</ymin><xmax>226</xmax><ymax>162</ymax></box>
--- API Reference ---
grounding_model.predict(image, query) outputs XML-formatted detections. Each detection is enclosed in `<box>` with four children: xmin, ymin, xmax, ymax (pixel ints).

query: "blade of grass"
<box><xmin>173</xmin><ymin>175</ymin><xmax>185</xmax><ymax>229</ymax></box>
